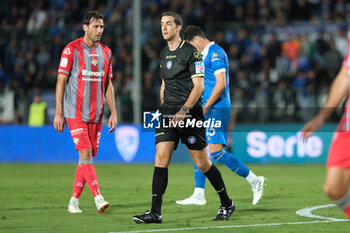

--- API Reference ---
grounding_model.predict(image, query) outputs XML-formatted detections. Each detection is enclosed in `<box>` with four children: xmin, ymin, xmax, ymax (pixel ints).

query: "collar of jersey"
<box><xmin>201</xmin><ymin>41</ymin><xmax>215</xmax><ymax>61</ymax></box>
<box><xmin>81</xmin><ymin>37</ymin><xmax>100</xmax><ymax>50</ymax></box>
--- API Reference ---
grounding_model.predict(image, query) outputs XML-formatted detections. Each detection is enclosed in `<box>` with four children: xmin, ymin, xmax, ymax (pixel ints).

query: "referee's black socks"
<box><xmin>204</xmin><ymin>164</ymin><xmax>232</xmax><ymax>207</ymax></box>
<box><xmin>151</xmin><ymin>167</ymin><xmax>168</xmax><ymax>215</ymax></box>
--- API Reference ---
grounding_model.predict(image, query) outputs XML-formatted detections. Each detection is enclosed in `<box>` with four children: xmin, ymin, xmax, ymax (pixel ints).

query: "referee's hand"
<box><xmin>53</xmin><ymin>114</ymin><xmax>65</xmax><ymax>134</ymax></box>
<box><xmin>172</xmin><ymin>109</ymin><xmax>186</xmax><ymax>125</ymax></box>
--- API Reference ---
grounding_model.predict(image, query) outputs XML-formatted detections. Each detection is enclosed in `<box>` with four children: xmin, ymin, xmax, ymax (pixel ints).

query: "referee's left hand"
<box><xmin>172</xmin><ymin>109</ymin><xmax>186</xmax><ymax>125</ymax></box>
<box><xmin>108</xmin><ymin>112</ymin><xmax>118</xmax><ymax>133</ymax></box>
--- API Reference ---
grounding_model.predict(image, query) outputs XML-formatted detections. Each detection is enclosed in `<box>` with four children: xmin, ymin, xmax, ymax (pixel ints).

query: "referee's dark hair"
<box><xmin>184</xmin><ymin>25</ymin><xmax>206</xmax><ymax>42</ymax></box>
<box><xmin>83</xmin><ymin>10</ymin><xmax>104</xmax><ymax>25</ymax></box>
<box><xmin>162</xmin><ymin>12</ymin><xmax>183</xmax><ymax>26</ymax></box>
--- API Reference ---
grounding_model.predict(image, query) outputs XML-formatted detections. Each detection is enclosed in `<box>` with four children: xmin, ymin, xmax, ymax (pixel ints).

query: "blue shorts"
<box><xmin>205</xmin><ymin>108</ymin><xmax>230</xmax><ymax>146</ymax></box>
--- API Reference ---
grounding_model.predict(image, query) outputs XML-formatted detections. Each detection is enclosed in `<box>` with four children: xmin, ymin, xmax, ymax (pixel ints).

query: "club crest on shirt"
<box><xmin>64</xmin><ymin>48</ymin><xmax>71</xmax><ymax>55</ymax></box>
<box><xmin>73</xmin><ymin>137</ymin><xmax>79</xmax><ymax>145</ymax></box>
<box><xmin>166</xmin><ymin>61</ymin><xmax>172</xmax><ymax>69</ymax></box>
<box><xmin>92</xmin><ymin>59</ymin><xmax>98</xmax><ymax>66</ymax></box>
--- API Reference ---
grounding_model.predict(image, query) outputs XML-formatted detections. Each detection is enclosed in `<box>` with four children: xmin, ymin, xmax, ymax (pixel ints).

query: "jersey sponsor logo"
<box><xmin>188</xmin><ymin>136</ymin><xmax>196</xmax><ymax>144</ymax></box>
<box><xmin>82</xmin><ymin>78</ymin><xmax>102</xmax><ymax>81</ymax></box>
<box><xmin>195</xmin><ymin>61</ymin><xmax>204</xmax><ymax>74</ymax></box>
<box><xmin>193</xmin><ymin>51</ymin><xmax>201</xmax><ymax>59</ymax></box>
<box><xmin>88</xmin><ymin>53</ymin><xmax>99</xmax><ymax>57</ymax></box>
<box><xmin>82</xmin><ymin>69</ymin><xmax>105</xmax><ymax>77</ymax></box>
<box><xmin>91</xmin><ymin>59</ymin><xmax>98</xmax><ymax>66</ymax></box>
<box><xmin>213</xmin><ymin>53</ymin><xmax>219</xmax><ymax>57</ymax></box>
<box><xmin>60</xmin><ymin>58</ymin><xmax>68</xmax><ymax>68</ymax></box>
<box><xmin>211</xmin><ymin>58</ymin><xmax>222</xmax><ymax>62</ymax></box>
<box><xmin>166</xmin><ymin>61</ymin><xmax>172</xmax><ymax>69</ymax></box>
<box><xmin>64</xmin><ymin>48</ymin><xmax>71</xmax><ymax>55</ymax></box>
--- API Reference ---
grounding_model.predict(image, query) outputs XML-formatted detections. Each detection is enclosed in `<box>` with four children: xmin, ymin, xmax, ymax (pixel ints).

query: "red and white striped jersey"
<box><xmin>338</xmin><ymin>33</ymin><xmax>350</xmax><ymax>131</ymax></box>
<box><xmin>58</xmin><ymin>38</ymin><xmax>113</xmax><ymax>123</ymax></box>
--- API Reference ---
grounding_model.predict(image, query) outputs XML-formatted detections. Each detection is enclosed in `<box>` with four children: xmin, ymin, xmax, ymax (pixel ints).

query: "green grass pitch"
<box><xmin>0</xmin><ymin>163</ymin><xmax>348</xmax><ymax>233</ymax></box>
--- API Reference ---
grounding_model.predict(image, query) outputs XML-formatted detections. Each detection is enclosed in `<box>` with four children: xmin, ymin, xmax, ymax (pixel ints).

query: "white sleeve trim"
<box><xmin>214</xmin><ymin>68</ymin><xmax>226</xmax><ymax>76</ymax></box>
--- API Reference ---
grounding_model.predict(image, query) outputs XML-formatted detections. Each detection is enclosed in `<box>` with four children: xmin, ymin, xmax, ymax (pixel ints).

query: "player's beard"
<box><xmin>88</xmin><ymin>31</ymin><xmax>101</xmax><ymax>43</ymax></box>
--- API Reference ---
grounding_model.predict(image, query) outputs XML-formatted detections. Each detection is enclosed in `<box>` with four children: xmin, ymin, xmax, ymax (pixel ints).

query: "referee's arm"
<box><xmin>183</xmin><ymin>76</ymin><xmax>204</xmax><ymax>110</ymax></box>
<box><xmin>172</xmin><ymin>76</ymin><xmax>204</xmax><ymax>123</ymax></box>
<box><xmin>160</xmin><ymin>79</ymin><xmax>165</xmax><ymax>105</ymax></box>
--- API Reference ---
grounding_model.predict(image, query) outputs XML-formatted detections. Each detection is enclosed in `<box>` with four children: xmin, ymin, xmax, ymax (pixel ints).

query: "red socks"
<box><xmin>72</xmin><ymin>165</ymin><xmax>85</xmax><ymax>198</ymax></box>
<box><xmin>334</xmin><ymin>191</ymin><xmax>350</xmax><ymax>219</ymax></box>
<box><xmin>80</xmin><ymin>163</ymin><xmax>101</xmax><ymax>197</ymax></box>
<box><xmin>72</xmin><ymin>158</ymin><xmax>101</xmax><ymax>198</ymax></box>
<box><xmin>344</xmin><ymin>204</ymin><xmax>350</xmax><ymax>219</ymax></box>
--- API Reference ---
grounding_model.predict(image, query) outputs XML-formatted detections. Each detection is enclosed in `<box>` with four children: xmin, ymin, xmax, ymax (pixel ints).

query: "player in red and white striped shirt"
<box><xmin>301</xmin><ymin>32</ymin><xmax>350</xmax><ymax>219</ymax></box>
<box><xmin>53</xmin><ymin>10</ymin><xmax>117</xmax><ymax>214</ymax></box>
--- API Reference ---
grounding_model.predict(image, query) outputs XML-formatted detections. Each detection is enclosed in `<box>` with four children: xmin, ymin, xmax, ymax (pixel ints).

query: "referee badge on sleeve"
<box><xmin>195</xmin><ymin>61</ymin><xmax>204</xmax><ymax>74</ymax></box>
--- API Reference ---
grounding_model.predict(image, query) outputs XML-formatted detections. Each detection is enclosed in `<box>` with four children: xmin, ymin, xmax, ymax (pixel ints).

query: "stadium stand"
<box><xmin>0</xmin><ymin>0</ymin><xmax>349</xmax><ymax>124</ymax></box>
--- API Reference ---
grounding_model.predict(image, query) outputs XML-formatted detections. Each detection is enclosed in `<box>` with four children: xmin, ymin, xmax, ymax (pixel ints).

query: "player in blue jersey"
<box><xmin>176</xmin><ymin>26</ymin><xmax>266</xmax><ymax>206</ymax></box>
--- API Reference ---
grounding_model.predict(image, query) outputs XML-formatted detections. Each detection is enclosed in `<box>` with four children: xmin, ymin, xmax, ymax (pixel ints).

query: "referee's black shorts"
<box><xmin>155</xmin><ymin>104</ymin><xmax>207</xmax><ymax>150</ymax></box>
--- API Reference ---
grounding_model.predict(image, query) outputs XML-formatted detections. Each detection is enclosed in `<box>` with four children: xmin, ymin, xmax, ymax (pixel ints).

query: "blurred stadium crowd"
<box><xmin>0</xmin><ymin>0</ymin><xmax>349</xmax><ymax>124</ymax></box>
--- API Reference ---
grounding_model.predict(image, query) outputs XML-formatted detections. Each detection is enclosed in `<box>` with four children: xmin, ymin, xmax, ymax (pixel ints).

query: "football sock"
<box><xmin>193</xmin><ymin>187</ymin><xmax>205</xmax><ymax>198</ymax></box>
<box><xmin>246</xmin><ymin>171</ymin><xmax>260</xmax><ymax>186</ymax></box>
<box><xmin>211</xmin><ymin>149</ymin><xmax>249</xmax><ymax>178</ymax></box>
<box><xmin>345</xmin><ymin>205</ymin><xmax>350</xmax><ymax>219</ymax></box>
<box><xmin>72</xmin><ymin>162</ymin><xmax>86</xmax><ymax>198</ymax></box>
<box><xmin>94</xmin><ymin>194</ymin><xmax>104</xmax><ymax>203</ymax></box>
<box><xmin>194</xmin><ymin>164</ymin><xmax>206</xmax><ymax>189</ymax></box>
<box><xmin>151</xmin><ymin>167</ymin><xmax>168</xmax><ymax>215</ymax></box>
<box><xmin>204</xmin><ymin>164</ymin><xmax>231</xmax><ymax>207</ymax></box>
<box><xmin>70</xmin><ymin>196</ymin><xmax>79</xmax><ymax>204</ymax></box>
<box><xmin>333</xmin><ymin>191</ymin><xmax>350</xmax><ymax>219</ymax></box>
<box><xmin>80</xmin><ymin>158</ymin><xmax>101</xmax><ymax>198</ymax></box>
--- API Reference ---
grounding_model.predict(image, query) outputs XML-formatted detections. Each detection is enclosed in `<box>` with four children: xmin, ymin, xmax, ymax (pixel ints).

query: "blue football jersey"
<box><xmin>201</xmin><ymin>42</ymin><xmax>231</xmax><ymax>109</ymax></box>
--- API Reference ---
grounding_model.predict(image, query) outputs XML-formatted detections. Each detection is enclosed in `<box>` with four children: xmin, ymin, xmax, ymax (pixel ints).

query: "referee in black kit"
<box><xmin>133</xmin><ymin>12</ymin><xmax>235</xmax><ymax>224</ymax></box>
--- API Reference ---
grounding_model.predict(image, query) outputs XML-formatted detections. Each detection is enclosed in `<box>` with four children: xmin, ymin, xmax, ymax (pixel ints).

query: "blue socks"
<box><xmin>211</xmin><ymin>149</ymin><xmax>249</xmax><ymax>178</ymax></box>
<box><xmin>194</xmin><ymin>164</ymin><xmax>206</xmax><ymax>189</ymax></box>
<box><xmin>194</xmin><ymin>149</ymin><xmax>250</xmax><ymax>189</ymax></box>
